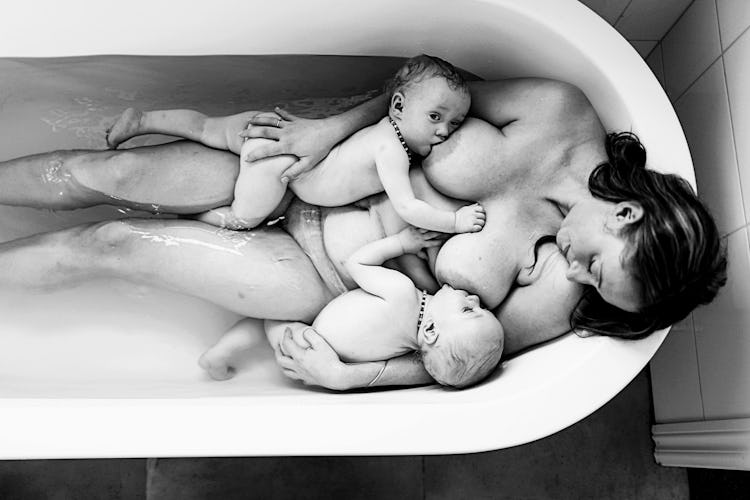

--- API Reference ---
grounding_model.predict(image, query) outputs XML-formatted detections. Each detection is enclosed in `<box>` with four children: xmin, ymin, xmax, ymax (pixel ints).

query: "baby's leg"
<box><xmin>198</xmin><ymin>318</ymin><xmax>261</xmax><ymax>380</ymax></box>
<box><xmin>107</xmin><ymin>109</ymin><xmax>258</xmax><ymax>154</ymax></box>
<box><xmin>197</xmin><ymin>114</ymin><xmax>297</xmax><ymax>229</ymax></box>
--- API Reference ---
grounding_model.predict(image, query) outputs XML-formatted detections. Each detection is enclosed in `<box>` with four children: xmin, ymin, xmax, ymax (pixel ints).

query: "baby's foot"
<box><xmin>106</xmin><ymin>107</ymin><xmax>144</xmax><ymax>149</ymax></box>
<box><xmin>198</xmin><ymin>350</ymin><xmax>236</xmax><ymax>381</ymax></box>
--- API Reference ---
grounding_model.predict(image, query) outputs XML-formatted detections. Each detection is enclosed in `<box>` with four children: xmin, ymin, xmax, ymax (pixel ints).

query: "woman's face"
<box><xmin>556</xmin><ymin>198</ymin><xmax>644</xmax><ymax>313</ymax></box>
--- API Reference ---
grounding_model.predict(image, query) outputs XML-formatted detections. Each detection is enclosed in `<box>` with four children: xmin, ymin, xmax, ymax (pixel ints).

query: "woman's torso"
<box><xmin>320</xmin><ymin>116</ymin><xmax>601</xmax><ymax>355</ymax></box>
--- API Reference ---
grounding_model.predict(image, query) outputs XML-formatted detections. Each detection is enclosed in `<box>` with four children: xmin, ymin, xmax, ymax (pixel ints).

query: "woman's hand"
<box><xmin>239</xmin><ymin>108</ymin><xmax>338</xmax><ymax>182</ymax></box>
<box><xmin>397</xmin><ymin>227</ymin><xmax>446</xmax><ymax>256</ymax></box>
<box><xmin>275</xmin><ymin>326</ymin><xmax>350</xmax><ymax>390</ymax></box>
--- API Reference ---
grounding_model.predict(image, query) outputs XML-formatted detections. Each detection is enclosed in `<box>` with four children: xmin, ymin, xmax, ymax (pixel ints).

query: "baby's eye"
<box><xmin>463</xmin><ymin>306</ymin><xmax>473</xmax><ymax>313</ymax></box>
<box><xmin>429</xmin><ymin>112</ymin><xmax>441</xmax><ymax>121</ymax></box>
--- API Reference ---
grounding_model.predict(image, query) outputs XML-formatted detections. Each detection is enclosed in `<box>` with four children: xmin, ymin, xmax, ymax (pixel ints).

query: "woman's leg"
<box><xmin>0</xmin><ymin>218</ymin><xmax>332</xmax><ymax>322</ymax></box>
<box><xmin>0</xmin><ymin>141</ymin><xmax>238</xmax><ymax>213</ymax></box>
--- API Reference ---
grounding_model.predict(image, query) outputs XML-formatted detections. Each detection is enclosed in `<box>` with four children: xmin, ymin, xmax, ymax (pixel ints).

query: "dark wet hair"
<box><xmin>570</xmin><ymin>132</ymin><xmax>727</xmax><ymax>339</ymax></box>
<box><xmin>384</xmin><ymin>54</ymin><xmax>469</xmax><ymax>100</ymax></box>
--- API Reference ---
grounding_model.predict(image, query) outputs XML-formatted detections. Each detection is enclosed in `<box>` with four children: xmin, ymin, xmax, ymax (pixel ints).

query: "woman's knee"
<box><xmin>86</xmin><ymin>219</ymin><xmax>135</xmax><ymax>255</ymax></box>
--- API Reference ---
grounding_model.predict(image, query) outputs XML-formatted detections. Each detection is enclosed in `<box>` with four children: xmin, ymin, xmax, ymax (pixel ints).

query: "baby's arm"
<box><xmin>375</xmin><ymin>144</ymin><xmax>486</xmax><ymax>233</ymax></box>
<box><xmin>345</xmin><ymin>227</ymin><xmax>442</xmax><ymax>300</ymax></box>
<box><xmin>107</xmin><ymin>108</ymin><xmax>258</xmax><ymax>154</ymax></box>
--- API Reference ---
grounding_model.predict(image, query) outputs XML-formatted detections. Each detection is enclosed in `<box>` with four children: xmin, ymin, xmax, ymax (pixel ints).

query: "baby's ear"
<box><xmin>421</xmin><ymin>319</ymin><xmax>439</xmax><ymax>345</ymax></box>
<box><xmin>390</xmin><ymin>92</ymin><xmax>405</xmax><ymax>117</ymax></box>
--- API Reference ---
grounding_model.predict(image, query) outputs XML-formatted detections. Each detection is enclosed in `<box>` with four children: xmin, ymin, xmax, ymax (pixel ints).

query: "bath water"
<box><xmin>0</xmin><ymin>55</ymin><xmax>406</xmax><ymax>397</ymax></box>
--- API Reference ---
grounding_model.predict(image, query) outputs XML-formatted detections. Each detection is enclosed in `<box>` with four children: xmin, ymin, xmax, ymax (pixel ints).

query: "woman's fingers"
<box><xmin>302</xmin><ymin>327</ymin><xmax>331</xmax><ymax>351</ymax></box>
<box><xmin>280</xmin><ymin>157</ymin><xmax>315</xmax><ymax>181</ymax></box>
<box><xmin>244</xmin><ymin>143</ymin><xmax>285</xmax><ymax>163</ymax></box>
<box><xmin>281</xmin><ymin>328</ymin><xmax>308</xmax><ymax>358</ymax></box>
<box><xmin>274</xmin><ymin>107</ymin><xmax>298</xmax><ymax>121</ymax></box>
<box><xmin>239</xmin><ymin>126</ymin><xmax>281</xmax><ymax>141</ymax></box>
<box><xmin>249</xmin><ymin>113</ymin><xmax>283</xmax><ymax>127</ymax></box>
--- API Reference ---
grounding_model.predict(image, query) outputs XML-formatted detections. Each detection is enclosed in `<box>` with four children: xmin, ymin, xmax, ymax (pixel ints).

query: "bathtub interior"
<box><xmin>0</xmin><ymin>0</ymin><xmax>689</xmax><ymax>456</ymax></box>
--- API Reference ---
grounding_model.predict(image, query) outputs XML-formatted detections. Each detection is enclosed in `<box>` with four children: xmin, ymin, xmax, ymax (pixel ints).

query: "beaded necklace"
<box><xmin>416</xmin><ymin>289</ymin><xmax>427</xmax><ymax>333</ymax></box>
<box><xmin>388</xmin><ymin>116</ymin><xmax>413</xmax><ymax>164</ymax></box>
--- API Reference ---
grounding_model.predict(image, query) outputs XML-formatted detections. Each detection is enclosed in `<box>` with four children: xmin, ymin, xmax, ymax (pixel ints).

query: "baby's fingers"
<box><xmin>417</xmin><ymin>229</ymin><xmax>444</xmax><ymax>240</ymax></box>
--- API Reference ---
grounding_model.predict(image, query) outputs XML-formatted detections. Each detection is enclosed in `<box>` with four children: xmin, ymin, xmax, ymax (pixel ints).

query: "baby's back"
<box><xmin>312</xmin><ymin>288</ymin><xmax>415</xmax><ymax>362</ymax></box>
<box><xmin>291</xmin><ymin>120</ymin><xmax>395</xmax><ymax>207</ymax></box>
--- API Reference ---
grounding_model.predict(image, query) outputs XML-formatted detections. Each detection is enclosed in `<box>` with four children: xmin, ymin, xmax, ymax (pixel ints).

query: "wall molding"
<box><xmin>653</xmin><ymin>418</ymin><xmax>750</xmax><ymax>470</ymax></box>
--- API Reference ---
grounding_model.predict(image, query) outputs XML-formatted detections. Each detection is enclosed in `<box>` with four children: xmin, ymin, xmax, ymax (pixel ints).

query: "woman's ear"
<box><xmin>608</xmin><ymin>201</ymin><xmax>643</xmax><ymax>230</ymax></box>
<box><xmin>390</xmin><ymin>92</ymin><xmax>404</xmax><ymax>118</ymax></box>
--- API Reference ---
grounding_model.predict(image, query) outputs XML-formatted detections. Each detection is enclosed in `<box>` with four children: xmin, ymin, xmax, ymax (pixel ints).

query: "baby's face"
<box><xmin>420</xmin><ymin>284</ymin><xmax>503</xmax><ymax>386</ymax></box>
<box><xmin>396</xmin><ymin>77</ymin><xmax>470</xmax><ymax>157</ymax></box>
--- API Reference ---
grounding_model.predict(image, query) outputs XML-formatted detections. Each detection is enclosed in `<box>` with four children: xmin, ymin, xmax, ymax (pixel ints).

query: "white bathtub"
<box><xmin>0</xmin><ymin>0</ymin><xmax>691</xmax><ymax>458</ymax></box>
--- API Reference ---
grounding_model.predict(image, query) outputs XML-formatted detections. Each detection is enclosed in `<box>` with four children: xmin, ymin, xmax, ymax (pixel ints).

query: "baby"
<box><xmin>106</xmin><ymin>54</ymin><xmax>486</xmax><ymax>234</ymax></box>
<box><xmin>198</xmin><ymin>226</ymin><xmax>504</xmax><ymax>389</ymax></box>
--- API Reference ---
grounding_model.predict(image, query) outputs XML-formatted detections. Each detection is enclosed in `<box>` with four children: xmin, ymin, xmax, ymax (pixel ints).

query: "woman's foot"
<box><xmin>198</xmin><ymin>350</ymin><xmax>236</xmax><ymax>381</ymax></box>
<box><xmin>106</xmin><ymin>108</ymin><xmax>144</xmax><ymax>149</ymax></box>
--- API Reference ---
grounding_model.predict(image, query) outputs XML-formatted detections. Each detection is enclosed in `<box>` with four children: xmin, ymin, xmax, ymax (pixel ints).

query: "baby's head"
<box><xmin>386</xmin><ymin>54</ymin><xmax>471</xmax><ymax>157</ymax></box>
<box><xmin>418</xmin><ymin>284</ymin><xmax>504</xmax><ymax>388</ymax></box>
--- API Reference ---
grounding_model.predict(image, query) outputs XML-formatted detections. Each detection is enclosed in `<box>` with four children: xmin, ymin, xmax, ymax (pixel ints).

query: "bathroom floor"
<box><xmin>0</xmin><ymin>370</ymin><xmax>695</xmax><ymax>500</ymax></box>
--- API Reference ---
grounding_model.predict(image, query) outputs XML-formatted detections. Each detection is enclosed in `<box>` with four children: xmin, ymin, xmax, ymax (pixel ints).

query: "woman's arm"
<box><xmin>467</xmin><ymin>78</ymin><xmax>594</xmax><ymax>132</ymax></box>
<box><xmin>276</xmin><ymin>327</ymin><xmax>433</xmax><ymax>390</ymax></box>
<box><xmin>241</xmin><ymin>94</ymin><xmax>389</xmax><ymax>180</ymax></box>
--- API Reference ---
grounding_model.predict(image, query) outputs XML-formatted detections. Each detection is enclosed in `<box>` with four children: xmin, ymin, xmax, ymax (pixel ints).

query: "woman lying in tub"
<box><xmin>0</xmin><ymin>77</ymin><xmax>727</xmax><ymax>390</ymax></box>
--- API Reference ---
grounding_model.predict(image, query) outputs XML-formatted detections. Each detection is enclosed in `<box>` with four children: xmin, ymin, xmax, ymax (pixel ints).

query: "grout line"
<box><xmin>613</xmin><ymin>0</ymin><xmax>636</xmax><ymax>27</ymax></box>
<box><xmin>421</xmin><ymin>455</ymin><xmax>426</xmax><ymax>500</ymax></box>
<box><xmin>689</xmin><ymin>313</ymin><xmax>707</xmax><ymax>421</ymax></box>
<box><xmin>714</xmin><ymin>0</ymin><xmax>724</xmax><ymax>50</ymax></box>
<box><xmin>660</xmin><ymin>0</ymin><xmax>698</xmax><ymax>45</ymax></box>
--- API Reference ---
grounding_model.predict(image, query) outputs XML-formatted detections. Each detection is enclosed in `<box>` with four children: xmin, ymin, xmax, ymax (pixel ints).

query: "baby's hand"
<box><xmin>397</xmin><ymin>227</ymin><xmax>445</xmax><ymax>255</ymax></box>
<box><xmin>454</xmin><ymin>203</ymin><xmax>486</xmax><ymax>233</ymax></box>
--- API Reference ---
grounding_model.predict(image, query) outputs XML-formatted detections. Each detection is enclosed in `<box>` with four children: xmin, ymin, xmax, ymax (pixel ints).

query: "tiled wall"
<box><xmin>581</xmin><ymin>0</ymin><xmax>750</xmax><ymax>424</ymax></box>
<box><xmin>641</xmin><ymin>0</ymin><xmax>750</xmax><ymax>423</ymax></box>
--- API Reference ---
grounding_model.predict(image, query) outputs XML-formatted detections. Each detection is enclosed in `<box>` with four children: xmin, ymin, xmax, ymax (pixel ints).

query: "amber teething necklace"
<box><xmin>416</xmin><ymin>289</ymin><xmax>427</xmax><ymax>332</ymax></box>
<box><xmin>388</xmin><ymin>116</ymin><xmax>413</xmax><ymax>164</ymax></box>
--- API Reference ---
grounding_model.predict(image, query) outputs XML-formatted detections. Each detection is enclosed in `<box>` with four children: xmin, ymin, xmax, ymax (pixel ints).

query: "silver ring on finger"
<box><xmin>276</xmin><ymin>118</ymin><xmax>281</xmax><ymax>127</ymax></box>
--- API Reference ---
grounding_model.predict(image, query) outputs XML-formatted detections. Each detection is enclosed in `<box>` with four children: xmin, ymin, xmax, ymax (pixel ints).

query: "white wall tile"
<box><xmin>675</xmin><ymin>58</ymin><xmax>745</xmax><ymax>235</ymax></box>
<box><xmin>717</xmin><ymin>0</ymin><xmax>750</xmax><ymax>49</ymax></box>
<box><xmin>662</xmin><ymin>0</ymin><xmax>722</xmax><ymax>99</ymax></box>
<box><xmin>650</xmin><ymin>315</ymin><xmax>705</xmax><ymax>422</ymax></box>
<box><xmin>646</xmin><ymin>43</ymin><xmax>666</xmax><ymax>89</ymax></box>
<box><xmin>724</xmin><ymin>29</ymin><xmax>750</xmax><ymax>226</ymax></box>
<box><xmin>615</xmin><ymin>0</ymin><xmax>692</xmax><ymax>40</ymax></box>
<box><xmin>579</xmin><ymin>0</ymin><xmax>631</xmax><ymax>25</ymax></box>
<box><xmin>693</xmin><ymin>228</ymin><xmax>750</xmax><ymax>419</ymax></box>
<box><xmin>629</xmin><ymin>40</ymin><xmax>658</xmax><ymax>58</ymax></box>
